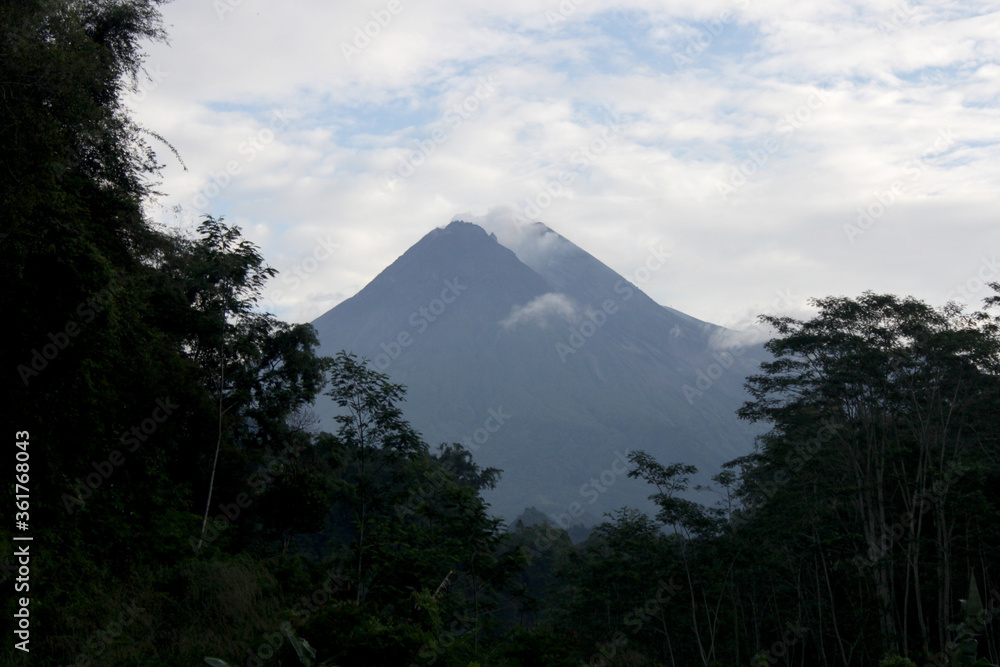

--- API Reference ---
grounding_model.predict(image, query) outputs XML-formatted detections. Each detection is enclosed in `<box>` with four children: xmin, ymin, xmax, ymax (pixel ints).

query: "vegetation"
<box><xmin>3</xmin><ymin>1</ymin><xmax>999</xmax><ymax>665</ymax></box>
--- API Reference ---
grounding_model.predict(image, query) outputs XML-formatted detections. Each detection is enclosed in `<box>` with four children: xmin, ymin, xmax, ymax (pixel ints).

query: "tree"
<box><xmin>736</xmin><ymin>292</ymin><xmax>1000</xmax><ymax>663</ymax></box>
<box><xmin>323</xmin><ymin>351</ymin><xmax>425</xmax><ymax>603</ymax></box>
<box><xmin>627</xmin><ymin>453</ymin><xmax>738</xmax><ymax>665</ymax></box>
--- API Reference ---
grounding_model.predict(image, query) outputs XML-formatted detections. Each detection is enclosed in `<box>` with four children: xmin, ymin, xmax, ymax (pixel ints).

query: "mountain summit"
<box><xmin>312</xmin><ymin>220</ymin><xmax>763</xmax><ymax>521</ymax></box>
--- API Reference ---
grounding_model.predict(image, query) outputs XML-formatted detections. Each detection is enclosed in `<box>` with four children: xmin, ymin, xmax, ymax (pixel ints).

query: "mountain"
<box><xmin>311</xmin><ymin>219</ymin><xmax>765</xmax><ymax>522</ymax></box>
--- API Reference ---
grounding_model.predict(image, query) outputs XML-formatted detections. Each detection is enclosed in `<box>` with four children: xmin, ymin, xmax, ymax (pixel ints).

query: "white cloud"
<box><xmin>501</xmin><ymin>293</ymin><xmax>578</xmax><ymax>329</ymax></box>
<box><xmin>453</xmin><ymin>204</ymin><xmax>575</xmax><ymax>273</ymax></box>
<box><xmin>132</xmin><ymin>0</ymin><xmax>1000</xmax><ymax>326</ymax></box>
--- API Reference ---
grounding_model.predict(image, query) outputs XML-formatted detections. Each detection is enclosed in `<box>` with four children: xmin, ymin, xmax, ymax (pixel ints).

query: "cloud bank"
<box><xmin>132</xmin><ymin>0</ymin><xmax>1000</xmax><ymax>326</ymax></box>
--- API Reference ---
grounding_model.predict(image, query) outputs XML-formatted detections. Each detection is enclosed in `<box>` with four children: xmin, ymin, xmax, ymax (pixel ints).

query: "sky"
<box><xmin>130</xmin><ymin>0</ymin><xmax>1000</xmax><ymax>331</ymax></box>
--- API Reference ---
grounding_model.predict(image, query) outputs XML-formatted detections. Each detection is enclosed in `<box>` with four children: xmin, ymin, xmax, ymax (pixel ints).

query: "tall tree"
<box><xmin>736</xmin><ymin>291</ymin><xmax>1000</xmax><ymax>663</ymax></box>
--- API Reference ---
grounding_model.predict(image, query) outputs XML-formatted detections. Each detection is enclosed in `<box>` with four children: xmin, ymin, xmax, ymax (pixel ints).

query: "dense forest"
<box><xmin>3</xmin><ymin>2</ymin><xmax>999</xmax><ymax>665</ymax></box>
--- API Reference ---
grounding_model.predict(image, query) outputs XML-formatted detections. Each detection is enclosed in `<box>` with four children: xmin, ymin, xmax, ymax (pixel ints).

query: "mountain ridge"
<box><xmin>311</xmin><ymin>219</ymin><xmax>764</xmax><ymax>520</ymax></box>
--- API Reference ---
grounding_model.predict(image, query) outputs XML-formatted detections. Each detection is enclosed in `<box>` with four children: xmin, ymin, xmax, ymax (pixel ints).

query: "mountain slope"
<box><xmin>311</xmin><ymin>220</ymin><xmax>764</xmax><ymax>521</ymax></box>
